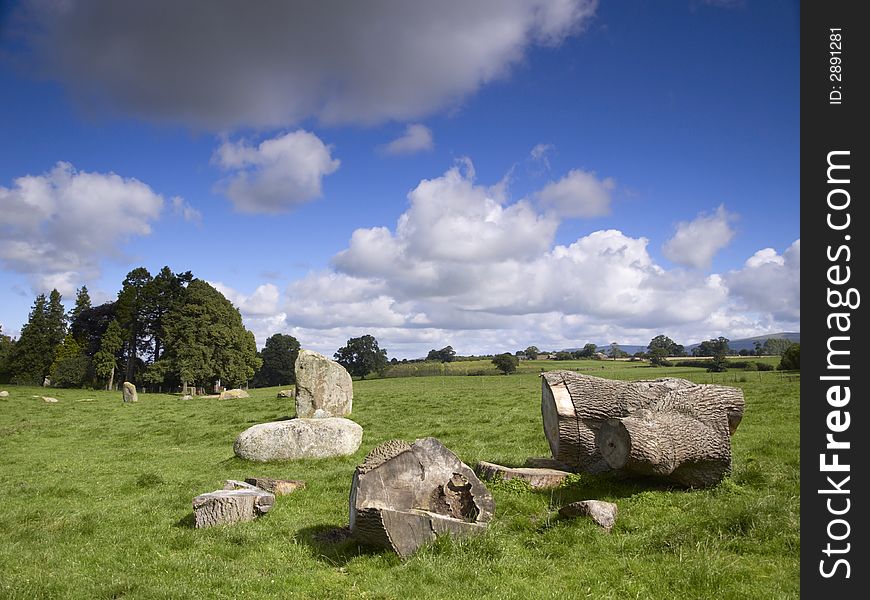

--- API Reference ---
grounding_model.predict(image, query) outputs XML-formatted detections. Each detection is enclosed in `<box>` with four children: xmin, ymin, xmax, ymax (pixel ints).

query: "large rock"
<box><xmin>193</xmin><ymin>483</ymin><xmax>274</xmax><ymax>528</ymax></box>
<box><xmin>122</xmin><ymin>382</ymin><xmax>138</xmax><ymax>403</ymax></box>
<box><xmin>42</xmin><ymin>396</ymin><xmax>59</xmax><ymax>403</ymax></box>
<box><xmin>219</xmin><ymin>388</ymin><xmax>250</xmax><ymax>400</ymax></box>
<box><xmin>350</xmin><ymin>438</ymin><xmax>495</xmax><ymax>557</ymax></box>
<box><xmin>233</xmin><ymin>418</ymin><xmax>363</xmax><ymax>461</ymax></box>
<box><xmin>474</xmin><ymin>460</ymin><xmax>572</xmax><ymax>489</ymax></box>
<box><xmin>0</xmin><ymin>391</ymin><xmax>9</xmax><ymax>398</ymax></box>
<box><xmin>294</xmin><ymin>350</ymin><xmax>352</xmax><ymax>418</ymax></box>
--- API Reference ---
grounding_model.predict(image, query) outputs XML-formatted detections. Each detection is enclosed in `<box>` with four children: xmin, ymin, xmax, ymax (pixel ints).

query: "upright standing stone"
<box><xmin>294</xmin><ymin>349</ymin><xmax>353</xmax><ymax>418</ymax></box>
<box><xmin>122</xmin><ymin>381</ymin><xmax>138</xmax><ymax>403</ymax></box>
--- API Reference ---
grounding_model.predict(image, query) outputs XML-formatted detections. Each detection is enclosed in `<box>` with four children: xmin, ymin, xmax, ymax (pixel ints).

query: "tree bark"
<box><xmin>349</xmin><ymin>438</ymin><xmax>494</xmax><ymax>557</ymax></box>
<box><xmin>541</xmin><ymin>371</ymin><xmax>744</xmax><ymax>486</ymax></box>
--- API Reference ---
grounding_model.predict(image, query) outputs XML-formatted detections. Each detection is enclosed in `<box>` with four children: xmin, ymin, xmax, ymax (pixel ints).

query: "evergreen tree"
<box><xmin>9</xmin><ymin>294</ymin><xmax>52</xmax><ymax>384</ymax></box>
<box><xmin>0</xmin><ymin>325</ymin><xmax>15</xmax><ymax>384</ymax></box>
<box><xmin>116</xmin><ymin>267</ymin><xmax>153</xmax><ymax>382</ymax></box>
<box><xmin>145</xmin><ymin>267</ymin><xmax>192</xmax><ymax>362</ymax></box>
<box><xmin>46</xmin><ymin>289</ymin><xmax>67</xmax><ymax>352</ymax></box>
<box><xmin>94</xmin><ymin>319</ymin><xmax>124</xmax><ymax>390</ymax></box>
<box><xmin>253</xmin><ymin>333</ymin><xmax>300</xmax><ymax>387</ymax></box>
<box><xmin>334</xmin><ymin>335</ymin><xmax>388</xmax><ymax>379</ymax></box>
<box><xmin>49</xmin><ymin>334</ymin><xmax>88</xmax><ymax>388</ymax></box>
<box><xmin>159</xmin><ymin>280</ymin><xmax>261</xmax><ymax>389</ymax></box>
<box><xmin>68</xmin><ymin>286</ymin><xmax>92</xmax><ymax>332</ymax></box>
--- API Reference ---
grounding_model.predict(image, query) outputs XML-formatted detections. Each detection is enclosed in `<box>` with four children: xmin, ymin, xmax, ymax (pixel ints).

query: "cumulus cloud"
<box><xmin>0</xmin><ymin>161</ymin><xmax>164</xmax><ymax>292</ymax></box>
<box><xmin>725</xmin><ymin>240</ymin><xmax>800</xmax><ymax>322</ymax></box>
<box><xmin>18</xmin><ymin>0</ymin><xmax>598</xmax><ymax>129</ymax></box>
<box><xmin>213</xmin><ymin>130</ymin><xmax>340</xmax><ymax>213</ymax></box>
<box><xmin>662</xmin><ymin>205</ymin><xmax>736</xmax><ymax>269</ymax></box>
<box><xmin>172</xmin><ymin>196</ymin><xmax>202</xmax><ymax>224</ymax></box>
<box><xmin>535</xmin><ymin>169</ymin><xmax>615</xmax><ymax>218</ymax></box>
<box><xmin>208</xmin><ymin>281</ymin><xmax>281</xmax><ymax>317</ymax></box>
<box><xmin>381</xmin><ymin>124</ymin><xmax>434</xmax><ymax>156</ymax></box>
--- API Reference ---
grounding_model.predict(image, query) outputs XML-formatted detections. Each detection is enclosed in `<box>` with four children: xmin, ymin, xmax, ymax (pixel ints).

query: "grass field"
<box><xmin>0</xmin><ymin>361</ymin><xmax>799</xmax><ymax>599</ymax></box>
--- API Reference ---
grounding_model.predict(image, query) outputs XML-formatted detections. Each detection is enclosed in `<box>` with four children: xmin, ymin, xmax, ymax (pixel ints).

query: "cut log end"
<box><xmin>597</xmin><ymin>419</ymin><xmax>631</xmax><ymax>469</ymax></box>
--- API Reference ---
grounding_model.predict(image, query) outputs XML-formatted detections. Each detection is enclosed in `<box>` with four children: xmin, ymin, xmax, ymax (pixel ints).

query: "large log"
<box><xmin>349</xmin><ymin>438</ymin><xmax>494</xmax><ymax>557</ymax></box>
<box><xmin>541</xmin><ymin>371</ymin><xmax>744</xmax><ymax>486</ymax></box>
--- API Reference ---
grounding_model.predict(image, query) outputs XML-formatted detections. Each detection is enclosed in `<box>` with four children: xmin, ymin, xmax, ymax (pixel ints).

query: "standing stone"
<box><xmin>294</xmin><ymin>349</ymin><xmax>353</xmax><ymax>418</ymax></box>
<box><xmin>122</xmin><ymin>382</ymin><xmax>138</xmax><ymax>403</ymax></box>
<box><xmin>43</xmin><ymin>376</ymin><xmax>51</xmax><ymax>387</ymax></box>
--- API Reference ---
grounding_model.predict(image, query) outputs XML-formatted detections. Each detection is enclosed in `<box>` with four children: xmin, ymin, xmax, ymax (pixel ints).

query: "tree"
<box><xmin>647</xmin><ymin>335</ymin><xmax>683</xmax><ymax>366</ymax></box>
<box><xmin>9</xmin><ymin>293</ymin><xmax>53</xmax><ymax>384</ymax></box>
<box><xmin>144</xmin><ymin>266</ymin><xmax>192</xmax><ymax>362</ymax></box>
<box><xmin>702</xmin><ymin>337</ymin><xmax>730</xmax><ymax>372</ymax></box>
<box><xmin>68</xmin><ymin>286</ymin><xmax>92</xmax><ymax>334</ymax></box>
<box><xmin>159</xmin><ymin>280</ymin><xmax>262</xmax><ymax>389</ymax></box>
<box><xmin>0</xmin><ymin>325</ymin><xmax>15</xmax><ymax>384</ymax></box>
<box><xmin>762</xmin><ymin>338</ymin><xmax>793</xmax><ymax>356</ymax></box>
<box><xmin>46</xmin><ymin>289</ymin><xmax>67</xmax><ymax>352</ymax></box>
<box><xmin>426</xmin><ymin>346</ymin><xmax>456</xmax><ymax>363</ymax></box>
<box><xmin>524</xmin><ymin>346</ymin><xmax>540</xmax><ymax>360</ymax></box>
<box><xmin>94</xmin><ymin>319</ymin><xmax>124</xmax><ymax>390</ymax></box>
<box><xmin>71</xmin><ymin>301</ymin><xmax>118</xmax><ymax>359</ymax></box>
<box><xmin>334</xmin><ymin>334</ymin><xmax>388</xmax><ymax>379</ymax></box>
<box><xmin>254</xmin><ymin>333</ymin><xmax>301</xmax><ymax>387</ymax></box>
<box><xmin>49</xmin><ymin>334</ymin><xmax>89</xmax><ymax>388</ymax></box>
<box><xmin>574</xmin><ymin>343</ymin><xmax>598</xmax><ymax>359</ymax></box>
<box><xmin>778</xmin><ymin>343</ymin><xmax>800</xmax><ymax>371</ymax></box>
<box><xmin>116</xmin><ymin>267</ymin><xmax>154</xmax><ymax>382</ymax></box>
<box><xmin>553</xmin><ymin>351</ymin><xmax>574</xmax><ymax>361</ymax></box>
<box><xmin>694</xmin><ymin>336</ymin><xmax>731</xmax><ymax>358</ymax></box>
<box><xmin>491</xmin><ymin>353</ymin><xmax>519</xmax><ymax>374</ymax></box>
<box><xmin>608</xmin><ymin>343</ymin><xmax>628</xmax><ymax>359</ymax></box>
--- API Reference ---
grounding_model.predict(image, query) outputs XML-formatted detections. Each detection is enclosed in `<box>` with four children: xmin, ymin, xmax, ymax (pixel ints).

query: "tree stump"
<box><xmin>349</xmin><ymin>438</ymin><xmax>494</xmax><ymax>557</ymax></box>
<box><xmin>192</xmin><ymin>486</ymin><xmax>274</xmax><ymax>528</ymax></box>
<box><xmin>541</xmin><ymin>371</ymin><xmax>744</xmax><ymax>486</ymax></box>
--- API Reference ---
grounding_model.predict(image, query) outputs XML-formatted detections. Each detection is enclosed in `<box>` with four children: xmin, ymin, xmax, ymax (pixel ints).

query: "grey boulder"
<box><xmin>234</xmin><ymin>417</ymin><xmax>363</xmax><ymax>462</ymax></box>
<box><xmin>294</xmin><ymin>349</ymin><xmax>352</xmax><ymax>418</ymax></box>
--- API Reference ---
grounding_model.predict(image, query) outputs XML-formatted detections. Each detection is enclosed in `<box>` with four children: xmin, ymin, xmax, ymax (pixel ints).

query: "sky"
<box><xmin>0</xmin><ymin>0</ymin><xmax>800</xmax><ymax>359</ymax></box>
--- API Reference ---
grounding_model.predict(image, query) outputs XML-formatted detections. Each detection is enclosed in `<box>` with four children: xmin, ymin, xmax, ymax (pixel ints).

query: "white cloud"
<box><xmin>662</xmin><ymin>205</ymin><xmax>736</xmax><ymax>269</ymax></box>
<box><xmin>172</xmin><ymin>196</ymin><xmax>202</xmax><ymax>224</ymax></box>
<box><xmin>381</xmin><ymin>124</ymin><xmax>434</xmax><ymax>156</ymax></box>
<box><xmin>725</xmin><ymin>240</ymin><xmax>800</xmax><ymax>322</ymax></box>
<box><xmin>208</xmin><ymin>281</ymin><xmax>281</xmax><ymax>317</ymax></box>
<box><xmin>529</xmin><ymin>143</ymin><xmax>555</xmax><ymax>172</ymax></box>
<box><xmin>18</xmin><ymin>1</ymin><xmax>597</xmax><ymax>129</ymax></box>
<box><xmin>536</xmin><ymin>169</ymin><xmax>615</xmax><ymax>218</ymax></box>
<box><xmin>0</xmin><ymin>161</ymin><xmax>164</xmax><ymax>293</ymax></box>
<box><xmin>213</xmin><ymin>130</ymin><xmax>340</xmax><ymax>213</ymax></box>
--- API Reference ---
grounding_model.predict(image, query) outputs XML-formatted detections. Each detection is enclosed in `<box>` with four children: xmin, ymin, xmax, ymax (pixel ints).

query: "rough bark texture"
<box><xmin>244</xmin><ymin>477</ymin><xmax>306</xmax><ymax>495</ymax></box>
<box><xmin>192</xmin><ymin>487</ymin><xmax>274</xmax><ymax>528</ymax></box>
<box><xmin>474</xmin><ymin>461</ymin><xmax>572</xmax><ymax>489</ymax></box>
<box><xmin>541</xmin><ymin>371</ymin><xmax>744</xmax><ymax>487</ymax></box>
<box><xmin>349</xmin><ymin>437</ymin><xmax>494</xmax><ymax>557</ymax></box>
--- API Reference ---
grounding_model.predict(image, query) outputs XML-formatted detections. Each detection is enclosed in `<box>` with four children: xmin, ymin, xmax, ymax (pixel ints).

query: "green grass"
<box><xmin>0</xmin><ymin>365</ymin><xmax>799</xmax><ymax>599</ymax></box>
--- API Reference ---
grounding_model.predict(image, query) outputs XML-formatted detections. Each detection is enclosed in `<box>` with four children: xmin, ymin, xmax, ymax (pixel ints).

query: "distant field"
<box><xmin>0</xmin><ymin>364</ymin><xmax>799</xmax><ymax>599</ymax></box>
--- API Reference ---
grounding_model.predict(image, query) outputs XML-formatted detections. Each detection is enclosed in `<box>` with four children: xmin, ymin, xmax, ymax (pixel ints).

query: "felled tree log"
<box><xmin>541</xmin><ymin>371</ymin><xmax>744</xmax><ymax>485</ymax></box>
<box><xmin>349</xmin><ymin>438</ymin><xmax>494</xmax><ymax>557</ymax></box>
<box><xmin>192</xmin><ymin>484</ymin><xmax>274</xmax><ymax>528</ymax></box>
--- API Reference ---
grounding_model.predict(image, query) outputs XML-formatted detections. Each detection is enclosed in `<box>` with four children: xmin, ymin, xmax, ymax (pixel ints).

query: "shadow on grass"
<box><xmin>294</xmin><ymin>524</ymin><xmax>390</xmax><ymax>567</ymax></box>
<box><xmin>174</xmin><ymin>512</ymin><xmax>196</xmax><ymax>529</ymax></box>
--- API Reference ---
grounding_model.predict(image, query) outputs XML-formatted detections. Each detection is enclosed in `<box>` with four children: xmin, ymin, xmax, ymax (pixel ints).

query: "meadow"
<box><xmin>0</xmin><ymin>360</ymin><xmax>799</xmax><ymax>599</ymax></box>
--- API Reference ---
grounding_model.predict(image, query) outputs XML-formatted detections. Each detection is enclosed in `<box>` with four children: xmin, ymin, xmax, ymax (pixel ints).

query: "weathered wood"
<box><xmin>559</xmin><ymin>500</ymin><xmax>618</xmax><ymax>531</ymax></box>
<box><xmin>244</xmin><ymin>477</ymin><xmax>306</xmax><ymax>495</ymax></box>
<box><xmin>349</xmin><ymin>438</ymin><xmax>494</xmax><ymax>557</ymax></box>
<box><xmin>541</xmin><ymin>371</ymin><xmax>744</xmax><ymax>486</ymax></box>
<box><xmin>474</xmin><ymin>461</ymin><xmax>572</xmax><ymax>489</ymax></box>
<box><xmin>192</xmin><ymin>487</ymin><xmax>274</xmax><ymax>528</ymax></box>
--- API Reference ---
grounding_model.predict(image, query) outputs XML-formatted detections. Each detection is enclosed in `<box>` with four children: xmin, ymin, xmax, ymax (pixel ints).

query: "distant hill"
<box><xmin>686</xmin><ymin>332</ymin><xmax>800</xmax><ymax>353</ymax></box>
<box><xmin>563</xmin><ymin>332</ymin><xmax>799</xmax><ymax>356</ymax></box>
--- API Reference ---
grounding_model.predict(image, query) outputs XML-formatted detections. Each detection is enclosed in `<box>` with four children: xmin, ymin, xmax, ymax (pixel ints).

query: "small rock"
<box><xmin>475</xmin><ymin>461</ymin><xmax>572</xmax><ymax>489</ymax></box>
<box><xmin>219</xmin><ymin>388</ymin><xmax>250</xmax><ymax>400</ymax></box>
<box><xmin>277</xmin><ymin>389</ymin><xmax>295</xmax><ymax>398</ymax></box>
<box><xmin>42</xmin><ymin>396</ymin><xmax>59</xmax><ymax>403</ymax></box>
<box><xmin>244</xmin><ymin>477</ymin><xmax>306</xmax><ymax>495</ymax></box>
<box><xmin>180</xmin><ymin>394</ymin><xmax>193</xmax><ymax>400</ymax></box>
<box><xmin>122</xmin><ymin>382</ymin><xmax>138</xmax><ymax>403</ymax></box>
<box><xmin>234</xmin><ymin>417</ymin><xmax>363</xmax><ymax>461</ymax></box>
<box><xmin>192</xmin><ymin>487</ymin><xmax>274</xmax><ymax>528</ymax></box>
<box><xmin>76</xmin><ymin>398</ymin><xmax>95</xmax><ymax>402</ymax></box>
<box><xmin>0</xmin><ymin>390</ymin><xmax>9</xmax><ymax>397</ymax></box>
<box><xmin>559</xmin><ymin>500</ymin><xmax>618</xmax><ymax>532</ymax></box>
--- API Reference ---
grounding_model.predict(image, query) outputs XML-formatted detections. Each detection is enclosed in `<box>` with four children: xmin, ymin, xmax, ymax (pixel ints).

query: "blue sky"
<box><xmin>0</xmin><ymin>0</ymin><xmax>799</xmax><ymax>358</ymax></box>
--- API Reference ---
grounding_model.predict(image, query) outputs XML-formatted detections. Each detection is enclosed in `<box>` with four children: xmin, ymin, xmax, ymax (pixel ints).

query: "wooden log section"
<box><xmin>349</xmin><ymin>438</ymin><xmax>494</xmax><ymax>557</ymax></box>
<box><xmin>541</xmin><ymin>371</ymin><xmax>744</xmax><ymax>486</ymax></box>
